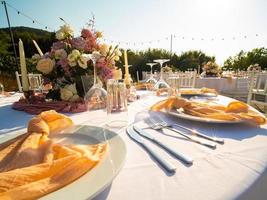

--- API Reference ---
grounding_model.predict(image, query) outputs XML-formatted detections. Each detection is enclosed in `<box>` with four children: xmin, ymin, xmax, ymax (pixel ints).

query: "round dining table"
<box><xmin>195</xmin><ymin>77</ymin><xmax>248</xmax><ymax>93</ymax></box>
<box><xmin>0</xmin><ymin>92</ymin><xmax>267</xmax><ymax>200</ymax></box>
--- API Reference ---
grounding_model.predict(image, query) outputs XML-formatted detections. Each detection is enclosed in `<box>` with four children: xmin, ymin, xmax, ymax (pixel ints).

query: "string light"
<box><xmin>3</xmin><ymin>1</ymin><xmax>54</xmax><ymax>31</ymax></box>
<box><xmin>1</xmin><ymin>1</ymin><xmax>263</xmax><ymax>45</ymax></box>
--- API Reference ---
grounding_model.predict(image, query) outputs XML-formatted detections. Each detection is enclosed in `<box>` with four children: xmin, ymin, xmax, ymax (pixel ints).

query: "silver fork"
<box><xmin>152</xmin><ymin>116</ymin><xmax>224</xmax><ymax>144</ymax></box>
<box><xmin>149</xmin><ymin>117</ymin><xmax>217</xmax><ymax>149</ymax></box>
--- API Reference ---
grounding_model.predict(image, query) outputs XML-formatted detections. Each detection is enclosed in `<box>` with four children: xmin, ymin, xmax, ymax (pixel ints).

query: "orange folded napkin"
<box><xmin>151</xmin><ymin>97</ymin><xmax>266</xmax><ymax>125</ymax></box>
<box><xmin>0</xmin><ymin>110</ymin><xmax>107</xmax><ymax>200</ymax></box>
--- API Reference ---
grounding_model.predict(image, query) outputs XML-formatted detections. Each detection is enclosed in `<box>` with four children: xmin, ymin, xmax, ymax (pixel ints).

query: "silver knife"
<box><xmin>133</xmin><ymin>125</ymin><xmax>193</xmax><ymax>165</ymax></box>
<box><xmin>127</xmin><ymin>125</ymin><xmax>176</xmax><ymax>173</ymax></box>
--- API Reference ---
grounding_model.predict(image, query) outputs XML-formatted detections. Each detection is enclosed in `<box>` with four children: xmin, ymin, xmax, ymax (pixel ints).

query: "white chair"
<box><xmin>247</xmin><ymin>72</ymin><xmax>267</xmax><ymax>113</ymax></box>
<box><xmin>222</xmin><ymin>77</ymin><xmax>249</xmax><ymax>101</ymax></box>
<box><xmin>15</xmin><ymin>71</ymin><xmax>43</xmax><ymax>92</ymax></box>
<box><xmin>15</xmin><ymin>71</ymin><xmax>23</xmax><ymax>92</ymax></box>
<box><xmin>178</xmin><ymin>70</ymin><xmax>197</xmax><ymax>88</ymax></box>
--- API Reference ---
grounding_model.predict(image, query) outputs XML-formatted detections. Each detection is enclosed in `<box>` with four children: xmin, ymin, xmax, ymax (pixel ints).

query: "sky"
<box><xmin>0</xmin><ymin>0</ymin><xmax>267</xmax><ymax>64</ymax></box>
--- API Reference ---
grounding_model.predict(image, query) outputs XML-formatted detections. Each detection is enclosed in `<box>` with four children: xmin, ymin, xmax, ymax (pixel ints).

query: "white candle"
<box><xmin>123</xmin><ymin>49</ymin><xmax>131</xmax><ymax>86</ymax></box>
<box><xmin>123</xmin><ymin>49</ymin><xmax>129</xmax><ymax>75</ymax></box>
<box><xmin>32</xmin><ymin>40</ymin><xmax>44</xmax><ymax>56</ymax></box>
<box><xmin>19</xmin><ymin>39</ymin><xmax>29</xmax><ymax>91</ymax></box>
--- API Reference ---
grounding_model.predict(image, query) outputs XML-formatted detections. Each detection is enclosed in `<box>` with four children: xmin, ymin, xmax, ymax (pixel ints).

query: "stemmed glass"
<box><xmin>85</xmin><ymin>52</ymin><xmax>107</xmax><ymax>110</ymax></box>
<box><xmin>153</xmin><ymin>59</ymin><xmax>170</xmax><ymax>89</ymax></box>
<box><xmin>146</xmin><ymin>63</ymin><xmax>157</xmax><ymax>84</ymax></box>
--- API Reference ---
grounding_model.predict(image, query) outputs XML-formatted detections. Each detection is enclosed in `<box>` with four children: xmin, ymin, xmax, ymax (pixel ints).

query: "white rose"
<box><xmin>56</xmin><ymin>24</ymin><xmax>74</xmax><ymax>40</ymax></box>
<box><xmin>60</xmin><ymin>84</ymin><xmax>79</xmax><ymax>101</ymax></box>
<box><xmin>67</xmin><ymin>50</ymin><xmax>81</xmax><ymax>67</ymax></box>
<box><xmin>61</xmin><ymin>24</ymin><xmax>74</xmax><ymax>36</ymax></box>
<box><xmin>78</xmin><ymin>54</ymin><xmax>90</xmax><ymax>69</ymax></box>
<box><xmin>71</xmin><ymin>49</ymin><xmax>81</xmax><ymax>58</ymax></box>
<box><xmin>55</xmin><ymin>49</ymin><xmax>67</xmax><ymax>59</ymax></box>
<box><xmin>60</xmin><ymin>87</ymin><xmax>73</xmax><ymax>101</ymax></box>
<box><xmin>70</xmin><ymin>94</ymin><xmax>80</xmax><ymax>102</ymax></box>
<box><xmin>56</xmin><ymin>30</ymin><xmax>65</xmax><ymax>40</ymax></box>
<box><xmin>65</xmin><ymin>83</ymin><xmax>77</xmax><ymax>94</ymax></box>
<box><xmin>36</xmin><ymin>58</ymin><xmax>55</xmax><ymax>74</ymax></box>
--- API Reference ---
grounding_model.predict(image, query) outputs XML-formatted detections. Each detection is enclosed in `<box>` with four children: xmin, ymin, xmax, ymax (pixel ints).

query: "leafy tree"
<box><xmin>223</xmin><ymin>48</ymin><xmax>267</xmax><ymax>70</ymax></box>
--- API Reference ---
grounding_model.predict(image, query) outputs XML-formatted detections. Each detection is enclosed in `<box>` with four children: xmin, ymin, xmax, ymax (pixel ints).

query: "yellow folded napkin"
<box><xmin>151</xmin><ymin>97</ymin><xmax>266</xmax><ymax>125</ymax></box>
<box><xmin>0</xmin><ymin>110</ymin><xmax>107</xmax><ymax>200</ymax></box>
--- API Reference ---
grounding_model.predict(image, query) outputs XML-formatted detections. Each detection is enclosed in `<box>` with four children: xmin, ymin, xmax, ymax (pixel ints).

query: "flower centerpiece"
<box><xmin>247</xmin><ymin>63</ymin><xmax>261</xmax><ymax>71</ymax></box>
<box><xmin>201</xmin><ymin>61</ymin><xmax>222</xmax><ymax>77</ymax></box>
<box><xmin>32</xmin><ymin>22</ymin><xmax>122</xmax><ymax>102</ymax></box>
<box><xmin>162</xmin><ymin>65</ymin><xmax>172</xmax><ymax>73</ymax></box>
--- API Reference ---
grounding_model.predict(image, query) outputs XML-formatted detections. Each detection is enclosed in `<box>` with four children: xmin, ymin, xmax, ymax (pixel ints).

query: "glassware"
<box><xmin>153</xmin><ymin>59</ymin><xmax>170</xmax><ymax>90</ymax></box>
<box><xmin>0</xmin><ymin>83</ymin><xmax>4</xmax><ymax>95</ymax></box>
<box><xmin>145</xmin><ymin>63</ymin><xmax>158</xmax><ymax>90</ymax></box>
<box><xmin>106</xmin><ymin>79</ymin><xmax>128</xmax><ymax>128</ymax></box>
<box><xmin>28</xmin><ymin>75</ymin><xmax>40</xmax><ymax>91</ymax></box>
<box><xmin>167</xmin><ymin>75</ymin><xmax>180</xmax><ymax>96</ymax></box>
<box><xmin>85</xmin><ymin>52</ymin><xmax>107</xmax><ymax>110</ymax></box>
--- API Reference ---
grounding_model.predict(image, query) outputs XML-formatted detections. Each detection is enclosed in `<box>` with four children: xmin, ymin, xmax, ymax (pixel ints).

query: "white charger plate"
<box><xmin>0</xmin><ymin>125</ymin><xmax>126</xmax><ymax>200</ymax></box>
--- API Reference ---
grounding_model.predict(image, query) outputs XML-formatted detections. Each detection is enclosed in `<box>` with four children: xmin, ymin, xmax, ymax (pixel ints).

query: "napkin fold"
<box><xmin>12</xmin><ymin>99</ymin><xmax>87</xmax><ymax>114</ymax></box>
<box><xmin>0</xmin><ymin>110</ymin><xmax>107</xmax><ymax>200</ymax></box>
<box><xmin>151</xmin><ymin>97</ymin><xmax>266</xmax><ymax>125</ymax></box>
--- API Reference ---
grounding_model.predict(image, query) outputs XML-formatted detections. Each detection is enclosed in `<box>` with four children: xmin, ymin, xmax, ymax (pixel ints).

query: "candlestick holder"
<box><xmin>124</xmin><ymin>74</ymin><xmax>133</xmax><ymax>89</ymax></box>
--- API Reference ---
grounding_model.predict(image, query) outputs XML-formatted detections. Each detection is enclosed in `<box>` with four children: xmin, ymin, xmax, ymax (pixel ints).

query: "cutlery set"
<box><xmin>127</xmin><ymin>116</ymin><xmax>224</xmax><ymax>173</ymax></box>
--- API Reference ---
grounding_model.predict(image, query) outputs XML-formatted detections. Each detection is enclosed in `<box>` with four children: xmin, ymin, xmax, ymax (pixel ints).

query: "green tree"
<box><xmin>223</xmin><ymin>48</ymin><xmax>267</xmax><ymax>70</ymax></box>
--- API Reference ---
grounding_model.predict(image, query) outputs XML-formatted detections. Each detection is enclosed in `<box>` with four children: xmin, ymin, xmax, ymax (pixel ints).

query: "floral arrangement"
<box><xmin>247</xmin><ymin>63</ymin><xmax>261</xmax><ymax>71</ymax></box>
<box><xmin>32</xmin><ymin>22</ymin><xmax>122</xmax><ymax>102</ymax></box>
<box><xmin>201</xmin><ymin>61</ymin><xmax>221</xmax><ymax>77</ymax></box>
<box><xmin>162</xmin><ymin>65</ymin><xmax>172</xmax><ymax>73</ymax></box>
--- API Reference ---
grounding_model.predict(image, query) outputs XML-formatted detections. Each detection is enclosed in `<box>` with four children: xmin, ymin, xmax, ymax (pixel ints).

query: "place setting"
<box><xmin>1</xmin><ymin>1</ymin><xmax>267</xmax><ymax>199</ymax></box>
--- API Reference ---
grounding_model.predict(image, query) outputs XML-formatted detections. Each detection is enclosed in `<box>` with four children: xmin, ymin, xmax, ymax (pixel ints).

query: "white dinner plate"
<box><xmin>0</xmin><ymin>125</ymin><xmax>126</xmax><ymax>200</ymax></box>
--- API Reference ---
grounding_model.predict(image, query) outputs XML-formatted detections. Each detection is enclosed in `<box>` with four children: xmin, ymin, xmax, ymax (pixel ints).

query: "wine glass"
<box><xmin>153</xmin><ymin>59</ymin><xmax>170</xmax><ymax>89</ymax></box>
<box><xmin>0</xmin><ymin>83</ymin><xmax>4</xmax><ymax>95</ymax></box>
<box><xmin>85</xmin><ymin>52</ymin><xmax>107</xmax><ymax>110</ymax></box>
<box><xmin>145</xmin><ymin>63</ymin><xmax>157</xmax><ymax>90</ymax></box>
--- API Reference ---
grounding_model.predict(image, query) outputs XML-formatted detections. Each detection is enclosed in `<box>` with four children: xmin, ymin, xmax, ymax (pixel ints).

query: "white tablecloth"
<box><xmin>0</xmin><ymin>92</ymin><xmax>267</xmax><ymax>200</ymax></box>
<box><xmin>195</xmin><ymin>77</ymin><xmax>248</xmax><ymax>93</ymax></box>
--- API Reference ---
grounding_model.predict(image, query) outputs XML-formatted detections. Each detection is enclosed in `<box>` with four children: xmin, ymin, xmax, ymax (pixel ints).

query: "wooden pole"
<box><xmin>2</xmin><ymin>1</ymin><xmax>19</xmax><ymax>70</ymax></box>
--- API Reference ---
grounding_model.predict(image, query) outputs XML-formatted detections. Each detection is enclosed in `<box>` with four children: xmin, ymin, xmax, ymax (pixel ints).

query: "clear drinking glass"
<box><xmin>167</xmin><ymin>76</ymin><xmax>180</xmax><ymax>96</ymax></box>
<box><xmin>153</xmin><ymin>59</ymin><xmax>170</xmax><ymax>89</ymax></box>
<box><xmin>0</xmin><ymin>83</ymin><xmax>4</xmax><ymax>95</ymax></box>
<box><xmin>145</xmin><ymin>63</ymin><xmax>158</xmax><ymax>90</ymax></box>
<box><xmin>106</xmin><ymin>79</ymin><xmax>128</xmax><ymax>128</ymax></box>
<box><xmin>85</xmin><ymin>53</ymin><xmax>107</xmax><ymax>110</ymax></box>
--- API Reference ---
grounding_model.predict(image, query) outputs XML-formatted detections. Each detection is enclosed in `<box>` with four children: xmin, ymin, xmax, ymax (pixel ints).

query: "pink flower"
<box><xmin>52</xmin><ymin>41</ymin><xmax>65</xmax><ymax>51</ymax></box>
<box><xmin>57</xmin><ymin>58</ymin><xmax>70</xmax><ymax>73</ymax></box>
<box><xmin>99</xmin><ymin>66</ymin><xmax>114</xmax><ymax>81</ymax></box>
<box><xmin>71</xmin><ymin>37</ymin><xmax>86</xmax><ymax>51</ymax></box>
<box><xmin>96</xmin><ymin>57</ymin><xmax>107</xmax><ymax>68</ymax></box>
<box><xmin>81</xmin><ymin>29</ymin><xmax>93</xmax><ymax>39</ymax></box>
<box><xmin>83</xmin><ymin>37</ymin><xmax>97</xmax><ymax>52</ymax></box>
